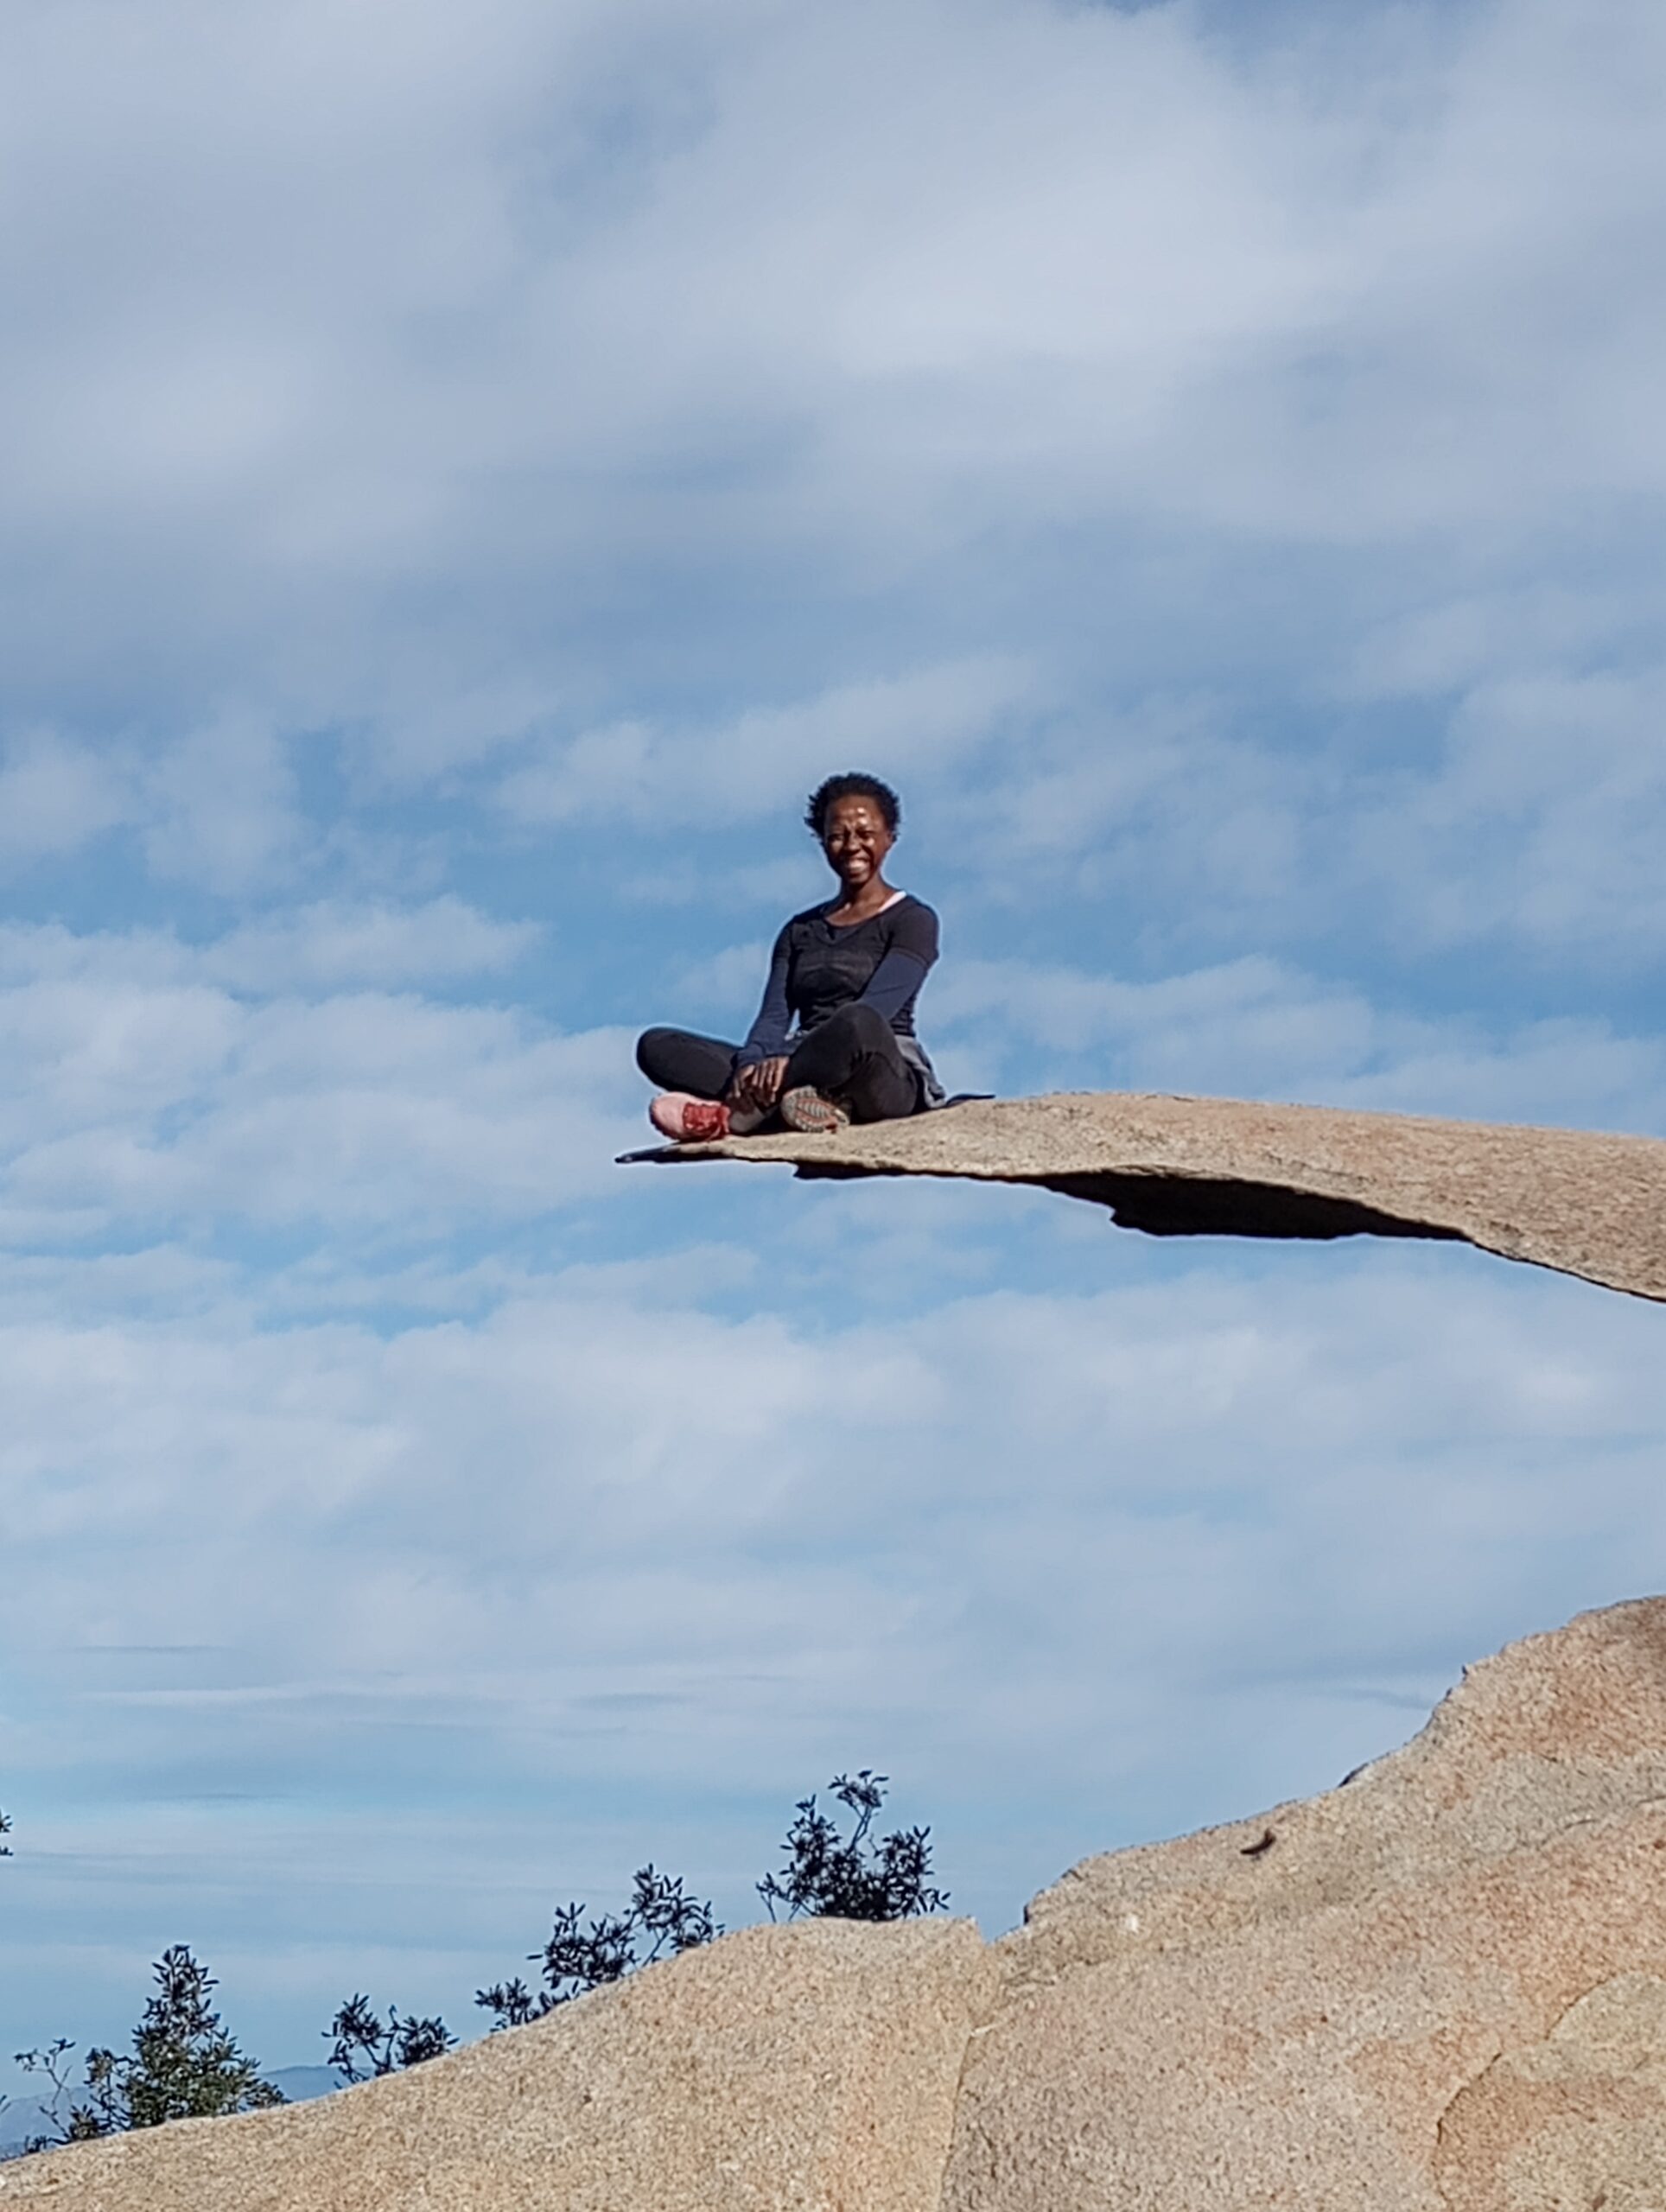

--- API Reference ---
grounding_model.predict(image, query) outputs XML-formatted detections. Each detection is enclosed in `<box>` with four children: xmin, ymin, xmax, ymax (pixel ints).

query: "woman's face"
<box><xmin>822</xmin><ymin>793</ymin><xmax>894</xmax><ymax>889</ymax></box>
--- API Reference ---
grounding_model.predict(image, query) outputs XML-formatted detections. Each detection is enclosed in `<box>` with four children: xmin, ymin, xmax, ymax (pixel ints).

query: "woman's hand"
<box><xmin>730</xmin><ymin>1057</ymin><xmax>789</xmax><ymax>1112</ymax></box>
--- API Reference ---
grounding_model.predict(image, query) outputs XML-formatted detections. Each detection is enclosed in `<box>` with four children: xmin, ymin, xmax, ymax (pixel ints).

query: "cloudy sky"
<box><xmin>3</xmin><ymin>0</ymin><xmax>1665</xmax><ymax>2081</ymax></box>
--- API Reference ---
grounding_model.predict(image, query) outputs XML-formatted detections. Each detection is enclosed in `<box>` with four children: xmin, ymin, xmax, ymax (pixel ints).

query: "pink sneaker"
<box><xmin>778</xmin><ymin>1086</ymin><xmax>850</xmax><ymax>1135</ymax></box>
<box><xmin>649</xmin><ymin>1093</ymin><xmax>731</xmax><ymax>1142</ymax></box>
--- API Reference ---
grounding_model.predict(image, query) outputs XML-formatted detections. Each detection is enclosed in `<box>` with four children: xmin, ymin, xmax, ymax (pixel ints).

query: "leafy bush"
<box><xmin>17</xmin><ymin>1947</ymin><xmax>283</xmax><ymax>2146</ymax></box>
<box><xmin>325</xmin><ymin>1997</ymin><xmax>455</xmax><ymax>2083</ymax></box>
<box><xmin>476</xmin><ymin>1865</ymin><xmax>720</xmax><ymax>2030</ymax></box>
<box><xmin>758</xmin><ymin>1770</ymin><xmax>948</xmax><ymax>1923</ymax></box>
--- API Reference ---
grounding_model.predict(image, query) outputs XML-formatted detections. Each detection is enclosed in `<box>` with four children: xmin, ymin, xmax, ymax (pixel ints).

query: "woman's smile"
<box><xmin>823</xmin><ymin>796</ymin><xmax>891</xmax><ymax>886</ymax></box>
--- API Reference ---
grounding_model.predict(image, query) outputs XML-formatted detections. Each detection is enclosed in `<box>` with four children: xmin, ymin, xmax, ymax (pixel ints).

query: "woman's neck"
<box><xmin>829</xmin><ymin>874</ymin><xmax>897</xmax><ymax>923</ymax></box>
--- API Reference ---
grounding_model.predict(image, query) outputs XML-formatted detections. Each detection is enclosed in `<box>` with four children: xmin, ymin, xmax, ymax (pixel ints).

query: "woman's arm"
<box><xmin>734</xmin><ymin>925</ymin><xmax>793</xmax><ymax>1069</ymax></box>
<box><xmin>856</xmin><ymin>901</ymin><xmax>938</xmax><ymax>1024</ymax></box>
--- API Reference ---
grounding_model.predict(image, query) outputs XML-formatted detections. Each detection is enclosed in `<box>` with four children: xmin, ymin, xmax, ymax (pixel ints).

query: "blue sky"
<box><xmin>3</xmin><ymin>0</ymin><xmax>1666</xmax><ymax>2081</ymax></box>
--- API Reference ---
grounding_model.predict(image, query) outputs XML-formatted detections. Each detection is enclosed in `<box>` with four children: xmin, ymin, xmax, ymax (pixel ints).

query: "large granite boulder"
<box><xmin>626</xmin><ymin>1091</ymin><xmax>1666</xmax><ymax>1303</ymax></box>
<box><xmin>942</xmin><ymin>1594</ymin><xmax>1666</xmax><ymax>2209</ymax></box>
<box><xmin>13</xmin><ymin>1599</ymin><xmax>1666</xmax><ymax>2209</ymax></box>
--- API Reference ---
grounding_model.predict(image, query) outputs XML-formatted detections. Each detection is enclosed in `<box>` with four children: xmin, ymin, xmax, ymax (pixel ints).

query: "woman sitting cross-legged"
<box><xmin>639</xmin><ymin>772</ymin><xmax>944</xmax><ymax>1141</ymax></box>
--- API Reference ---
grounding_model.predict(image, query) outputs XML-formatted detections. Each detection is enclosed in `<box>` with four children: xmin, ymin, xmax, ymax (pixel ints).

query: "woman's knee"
<box><xmin>827</xmin><ymin>1001</ymin><xmax>892</xmax><ymax>1048</ymax></box>
<box><xmin>638</xmin><ymin>1026</ymin><xmax>739</xmax><ymax>1098</ymax></box>
<box><xmin>636</xmin><ymin>1027</ymin><xmax>677</xmax><ymax>1080</ymax></box>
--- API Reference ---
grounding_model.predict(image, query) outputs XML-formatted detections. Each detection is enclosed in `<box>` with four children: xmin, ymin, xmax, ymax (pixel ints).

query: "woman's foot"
<box><xmin>778</xmin><ymin>1085</ymin><xmax>850</xmax><ymax>1135</ymax></box>
<box><xmin>650</xmin><ymin>1093</ymin><xmax>731</xmax><ymax>1142</ymax></box>
<box><xmin>648</xmin><ymin>1094</ymin><xmax>770</xmax><ymax>1142</ymax></box>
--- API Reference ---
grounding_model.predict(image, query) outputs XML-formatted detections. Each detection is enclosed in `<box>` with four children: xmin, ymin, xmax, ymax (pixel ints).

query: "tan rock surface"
<box><xmin>1431</xmin><ymin>1975</ymin><xmax>1666</xmax><ymax>2212</ymax></box>
<box><xmin>13</xmin><ymin>1602</ymin><xmax>1666</xmax><ymax>2209</ymax></box>
<box><xmin>3</xmin><ymin>1917</ymin><xmax>995</xmax><ymax>2212</ymax></box>
<box><xmin>626</xmin><ymin>1090</ymin><xmax>1666</xmax><ymax>1302</ymax></box>
<box><xmin>943</xmin><ymin>1595</ymin><xmax>1666</xmax><ymax>2210</ymax></box>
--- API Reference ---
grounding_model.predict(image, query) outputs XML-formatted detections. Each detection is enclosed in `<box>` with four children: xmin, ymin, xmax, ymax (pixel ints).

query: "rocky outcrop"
<box><xmin>942</xmin><ymin>1594</ymin><xmax>1666</xmax><ymax>2210</ymax></box>
<box><xmin>626</xmin><ymin>1091</ymin><xmax>1666</xmax><ymax>1302</ymax></box>
<box><xmin>14</xmin><ymin>1600</ymin><xmax>1666</xmax><ymax>2209</ymax></box>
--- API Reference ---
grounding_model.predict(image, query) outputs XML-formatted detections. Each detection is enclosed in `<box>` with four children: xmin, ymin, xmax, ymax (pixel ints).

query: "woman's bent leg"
<box><xmin>785</xmin><ymin>1004</ymin><xmax>917</xmax><ymax>1122</ymax></box>
<box><xmin>636</xmin><ymin>1028</ymin><xmax>741</xmax><ymax>1099</ymax></box>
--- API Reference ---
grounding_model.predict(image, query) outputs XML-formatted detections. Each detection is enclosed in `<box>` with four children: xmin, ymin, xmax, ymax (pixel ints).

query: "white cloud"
<box><xmin>0</xmin><ymin>901</ymin><xmax>538</xmax><ymax>995</ymax></box>
<box><xmin>669</xmin><ymin>937</ymin><xmax>773</xmax><ymax>1027</ymax></box>
<box><xmin>203</xmin><ymin>898</ymin><xmax>541</xmax><ymax>991</ymax></box>
<box><xmin>912</xmin><ymin>643</ymin><xmax>1666</xmax><ymax>962</ymax></box>
<box><xmin>496</xmin><ymin>657</ymin><xmax>1034</xmax><ymax>829</ymax></box>
<box><xmin>2</xmin><ymin>0</ymin><xmax>1662</xmax><ymax>766</ymax></box>
<box><xmin>0</xmin><ymin>732</ymin><xmax>135</xmax><ymax>863</ymax></box>
<box><xmin>931</xmin><ymin>952</ymin><xmax>1666</xmax><ymax>1131</ymax></box>
<box><xmin>139</xmin><ymin>718</ymin><xmax>304</xmax><ymax>893</ymax></box>
<box><xmin>1358</xmin><ymin>668</ymin><xmax>1666</xmax><ymax>954</ymax></box>
<box><xmin>0</xmin><ymin>718</ymin><xmax>310</xmax><ymax>893</ymax></box>
<box><xmin>0</xmin><ymin>921</ymin><xmax>633</xmax><ymax>1242</ymax></box>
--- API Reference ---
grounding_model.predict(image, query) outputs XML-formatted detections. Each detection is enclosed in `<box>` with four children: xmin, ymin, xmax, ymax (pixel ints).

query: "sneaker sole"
<box><xmin>778</xmin><ymin>1087</ymin><xmax>850</xmax><ymax>1135</ymax></box>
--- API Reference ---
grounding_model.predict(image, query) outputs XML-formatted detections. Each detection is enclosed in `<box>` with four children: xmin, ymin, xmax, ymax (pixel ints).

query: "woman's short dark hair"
<box><xmin>804</xmin><ymin>772</ymin><xmax>901</xmax><ymax>840</ymax></box>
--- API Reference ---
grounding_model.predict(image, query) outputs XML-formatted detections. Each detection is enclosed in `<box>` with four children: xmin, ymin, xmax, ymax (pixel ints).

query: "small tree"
<box><xmin>476</xmin><ymin>1865</ymin><xmax>719</xmax><ymax>2030</ymax></box>
<box><xmin>325</xmin><ymin>1996</ymin><xmax>455</xmax><ymax>2083</ymax></box>
<box><xmin>18</xmin><ymin>1947</ymin><xmax>283</xmax><ymax>2143</ymax></box>
<box><xmin>758</xmin><ymin>1770</ymin><xmax>948</xmax><ymax>1922</ymax></box>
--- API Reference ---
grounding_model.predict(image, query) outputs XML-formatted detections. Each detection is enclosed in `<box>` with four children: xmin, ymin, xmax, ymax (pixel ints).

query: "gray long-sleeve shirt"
<box><xmin>736</xmin><ymin>893</ymin><xmax>944</xmax><ymax>1103</ymax></box>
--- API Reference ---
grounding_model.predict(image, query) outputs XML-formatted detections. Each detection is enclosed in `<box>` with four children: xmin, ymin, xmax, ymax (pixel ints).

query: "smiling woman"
<box><xmin>636</xmin><ymin>772</ymin><xmax>944</xmax><ymax>1142</ymax></box>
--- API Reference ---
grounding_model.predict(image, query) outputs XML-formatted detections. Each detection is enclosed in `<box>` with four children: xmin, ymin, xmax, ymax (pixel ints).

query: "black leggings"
<box><xmin>637</xmin><ymin>1003</ymin><xmax>920</xmax><ymax>1123</ymax></box>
